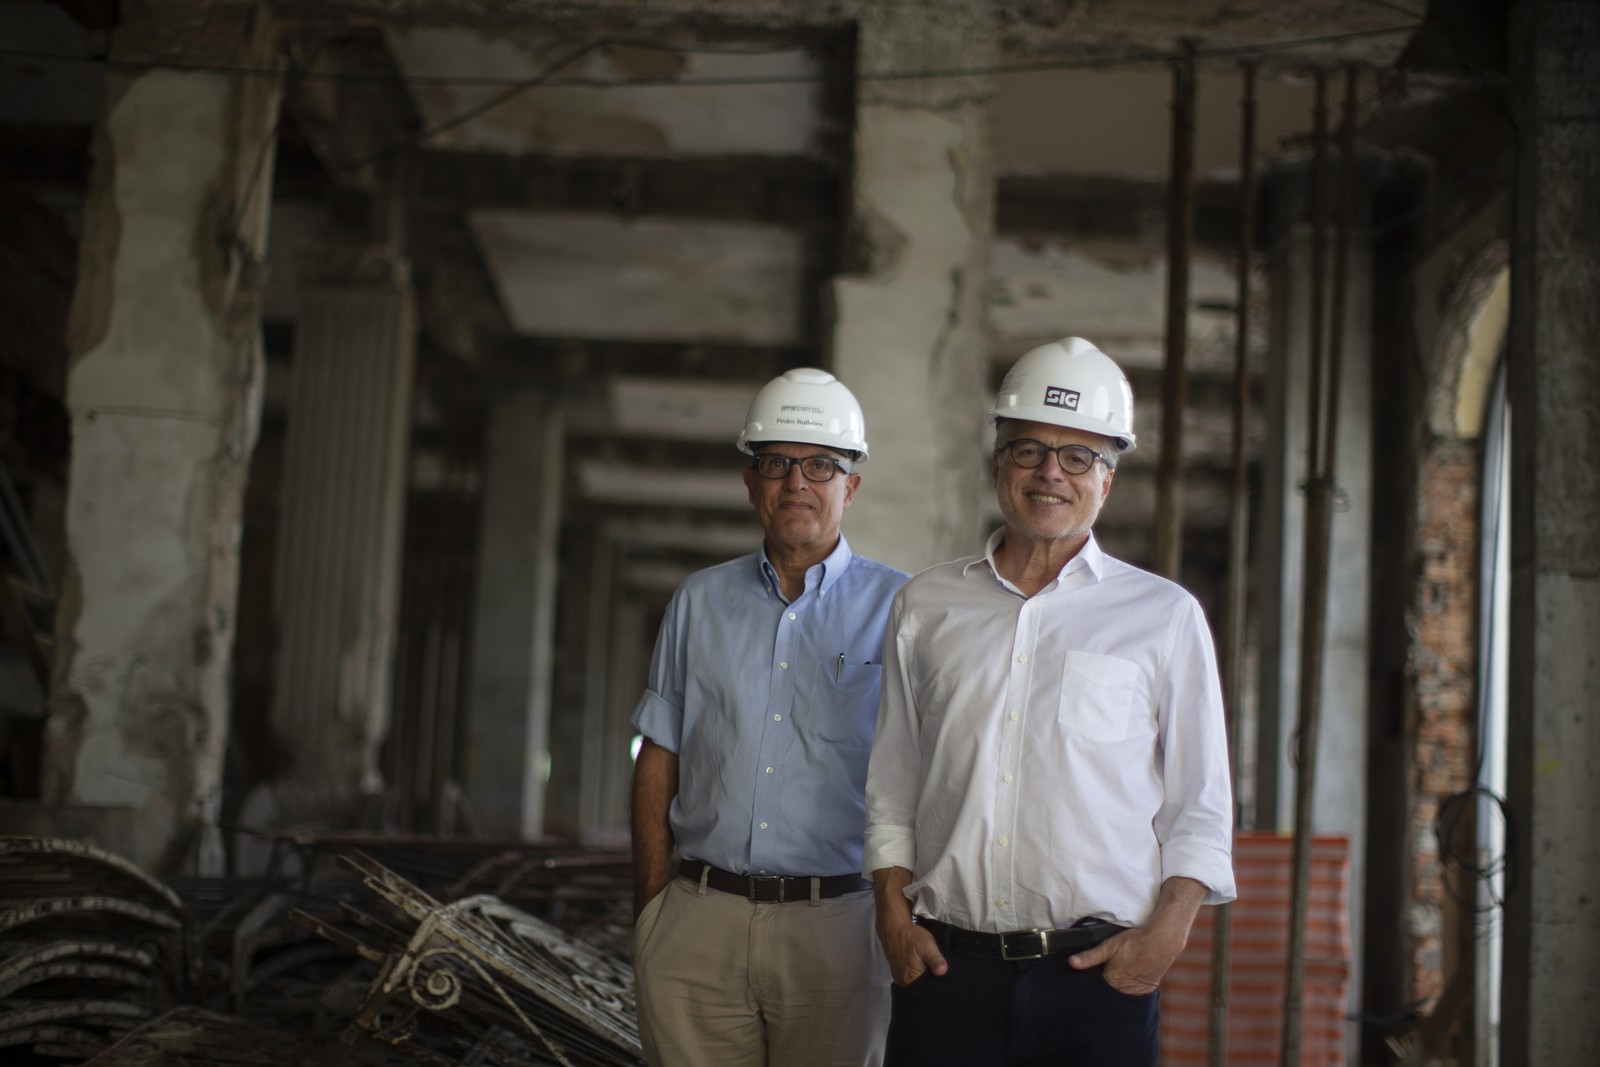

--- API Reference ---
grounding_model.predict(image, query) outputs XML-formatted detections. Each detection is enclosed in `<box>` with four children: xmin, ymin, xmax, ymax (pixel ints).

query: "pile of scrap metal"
<box><xmin>0</xmin><ymin>835</ymin><xmax>642</xmax><ymax>1066</ymax></box>
<box><xmin>295</xmin><ymin>850</ymin><xmax>642</xmax><ymax>1066</ymax></box>
<box><xmin>260</xmin><ymin>832</ymin><xmax>636</xmax><ymax>963</ymax></box>
<box><xmin>0</xmin><ymin>837</ymin><xmax>193</xmax><ymax>1060</ymax></box>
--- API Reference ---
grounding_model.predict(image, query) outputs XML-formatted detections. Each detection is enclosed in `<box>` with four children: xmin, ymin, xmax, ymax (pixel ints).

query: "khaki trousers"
<box><xmin>633</xmin><ymin>875</ymin><xmax>890</xmax><ymax>1067</ymax></box>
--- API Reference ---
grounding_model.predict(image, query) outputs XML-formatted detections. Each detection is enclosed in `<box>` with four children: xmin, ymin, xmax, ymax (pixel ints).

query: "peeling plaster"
<box><xmin>987</xmin><ymin>236</ymin><xmax>1239</xmax><ymax>371</ymax></box>
<box><xmin>472</xmin><ymin>211</ymin><xmax>805</xmax><ymax>344</ymax></box>
<box><xmin>51</xmin><ymin>53</ymin><xmax>276</xmax><ymax>872</ymax></box>
<box><xmin>832</xmin><ymin>100</ymin><xmax>992</xmax><ymax>572</ymax></box>
<box><xmin>849</xmin><ymin>203</ymin><xmax>908</xmax><ymax>276</ymax></box>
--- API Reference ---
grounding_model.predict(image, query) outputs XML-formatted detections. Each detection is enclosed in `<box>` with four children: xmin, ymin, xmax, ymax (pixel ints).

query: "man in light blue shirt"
<box><xmin>631</xmin><ymin>368</ymin><xmax>908</xmax><ymax>1067</ymax></box>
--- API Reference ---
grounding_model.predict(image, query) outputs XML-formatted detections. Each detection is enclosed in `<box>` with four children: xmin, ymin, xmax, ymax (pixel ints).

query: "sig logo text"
<box><xmin>1044</xmin><ymin>386</ymin><xmax>1081</xmax><ymax>411</ymax></box>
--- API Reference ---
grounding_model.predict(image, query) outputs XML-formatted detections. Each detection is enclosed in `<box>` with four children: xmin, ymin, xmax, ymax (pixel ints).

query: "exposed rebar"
<box><xmin>1207</xmin><ymin>58</ymin><xmax>1257</xmax><ymax>1067</ymax></box>
<box><xmin>1154</xmin><ymin>47</ymin><xmax>1197</xmax><ymax>580</ymax></box>
<box><xmin>1281</xmin><ymin>65</ymin><xmax>1357</xmax><ymax>1067</ymax></box>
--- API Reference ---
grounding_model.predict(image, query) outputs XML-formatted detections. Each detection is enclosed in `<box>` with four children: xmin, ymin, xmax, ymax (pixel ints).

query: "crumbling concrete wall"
<box><xmin>831</xmin><ymin>10</ymin><xmax>995</xmax><ymax>573</ymax></box>
<box><xmin>1503</xmin><ymin>2</ymin><xmax>1600</xmax><ymax>1061</ymax></box>
<box><xmin>44</xmin><ymin>2</ymin><xmax>282</xmax><ymax>874</ymax></box>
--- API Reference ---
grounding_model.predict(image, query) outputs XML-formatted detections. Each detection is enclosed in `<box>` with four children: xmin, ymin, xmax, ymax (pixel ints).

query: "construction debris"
<box><xmin>296</xmin><ymin>851</ymin><xmax>641</xmax><ymax>1066</ymax></box>
<box><xmin>0</xmin><ymin>837</ymin><xmax>191</xmax><ymax>1059</ymax></box>
<box><xmin>0</xmin><ymin>835</ymin><xmax>639</xmax><ymax>1066</ymax></box>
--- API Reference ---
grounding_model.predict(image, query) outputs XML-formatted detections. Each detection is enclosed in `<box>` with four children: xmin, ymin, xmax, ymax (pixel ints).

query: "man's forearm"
<box><xmin>872</xmin><ymin>864</ymin><xmax>949</xmax><ymax>983</ymax></box>
<box><xmin>1145</xmin><ymin>875</ymin><xmax>1207</xmax><ymax>943</ymax></box>
<box><xmin>631</xmin><ymin>740</ymin><xmax>679</xmax><ymax>918</ymax></box>
<box><xmin>872</xmin><ymin>865</ymin><xmax>917</xmax><ymax>934</ymax></box>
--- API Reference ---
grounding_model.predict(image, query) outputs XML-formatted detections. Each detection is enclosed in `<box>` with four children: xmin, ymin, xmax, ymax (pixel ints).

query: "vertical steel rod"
<box><xmin>1273</xmin><ymin>66</ymin><xmax>1350</xmax><ymax>1067</ymax></box>
<box><xmin>1324</xmin><ymin>68</ymin><xmax>1358</xmax><ymax>482</ymax></box>
<box><xmin>1207</xmin><ymin>59</ymin><xmax>1257</xmax><ymax>1067</ymax></box>
<box><xmin>1280</xmin><ymin>68</ymin><xmax>1331</xmax><ymax>1067</ymax></box>
<box><xmin>1154</xmin><ymin>48</ymin><xmax>1197</xmax><ymax>579</ymax></box>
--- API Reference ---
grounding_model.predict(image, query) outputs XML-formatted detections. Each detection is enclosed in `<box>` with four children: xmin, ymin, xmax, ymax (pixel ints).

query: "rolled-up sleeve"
<box><xmin>1153</xmin><ymin>596</ymin><xmax>1238</xmax><ymax>904</ymax></box>
<box><xmin>630</xmin><ymin>594</ymin><xmax>686</xmax><ymax>754</ymax></box>
<box><xmin>863</xmin><ymin>592</ymin><xmax>919</xmax><ymax>877</ymax></box>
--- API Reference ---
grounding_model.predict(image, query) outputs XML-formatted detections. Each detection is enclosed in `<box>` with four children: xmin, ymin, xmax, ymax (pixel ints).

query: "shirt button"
<box><xmin>1017</xmin><ymin>654</ymin><xmax>1027</xmax><ymax>663</ymax></box>
<box><xmin>996</xmin><ymin>898</ymin><xmax>1008</xmax><ymax>908</ymax></box>
<box><xmin>1003</xmin><ymin>774</ymin><xmax>1015</xmax><ymax>783</ymax></box>
<box><xmin>759</xmin><ymin>822</ymin><xmax>769</xmax><ymax>830</ymax></box>
<box><xmin>765</xmin><ymin>767</ymin><xmax>774</xmax><ymax>774</ymax></box>
<box><xmin>779</xmin><ymin>662</ymin><xmax>789</xmax><ymax>669</ymax></box>
<box><xmin>787</xmin><ymin>613</ymin><xmax>796</xmax><ymax>620</ymax></box>
<box><xmin>998</xmin><ymin>837</ymin><xmax>1009</xmax><ymax>847</ymax></box>
<box><xmin>1010</xmin><ymin>713</ymin><xmax>1020</xmax><ymax>722</ymax></box>
<box><xmin>774</xmin><ymin>714</ymin><xmax>782</xmax><ymax>722</ymax></box>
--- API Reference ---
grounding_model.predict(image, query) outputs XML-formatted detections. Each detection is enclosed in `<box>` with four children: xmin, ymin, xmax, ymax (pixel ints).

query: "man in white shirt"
<box><xmin>863</xmin><ymin>337</ymin><xmax>1237</xmax><ymax>1066</ymax></box>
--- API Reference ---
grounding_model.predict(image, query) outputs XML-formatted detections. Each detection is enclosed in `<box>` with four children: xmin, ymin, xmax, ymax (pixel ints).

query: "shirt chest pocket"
<box><xmin>1057</xmin><ymin>651</ymin><xmax>1147</xmax><ymax>742</ymax></box>
<box><xmin>801</xmin><ymin>660</ymin><xmax>881</xmax><ymax>746</ymax></box>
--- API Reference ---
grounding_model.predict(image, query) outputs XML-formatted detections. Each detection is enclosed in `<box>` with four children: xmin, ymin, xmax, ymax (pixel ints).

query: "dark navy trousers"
<box><xmin>883</xmin><ymin>945</ymin><xmax>1160</xmax><ymax>1066</ymax></box>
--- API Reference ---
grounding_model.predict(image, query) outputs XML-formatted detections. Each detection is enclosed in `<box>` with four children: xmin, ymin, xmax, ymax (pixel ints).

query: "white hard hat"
<box><xmin>988</xmin><ymin>337</ymin><xmax>1137</xmax><ymax>453</ymax></box>
<box><xmin>736</xmin><ymin>368</ymin><xmax>869</xmax><ymax>462</ymax></box>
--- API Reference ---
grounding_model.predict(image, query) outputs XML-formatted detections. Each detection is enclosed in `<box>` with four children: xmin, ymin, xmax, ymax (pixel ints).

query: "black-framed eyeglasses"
<box><xmin>750</xmin><ymin>453</ymin><xmax>853</xmax><ymax>482</ymax></box>
<box><xmin>997</xmin><ymin>439</ymin><xmax>1108</xmax><ymax>475</ymax></box>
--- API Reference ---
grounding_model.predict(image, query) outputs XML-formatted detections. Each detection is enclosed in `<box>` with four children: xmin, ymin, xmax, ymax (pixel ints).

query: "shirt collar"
<box><xmin>758</xmin><ymin>534</ymin><xmax>854</xmax><ymax>600</ymax></box>
<box><xmin>965</xmin><ymin>528</ymin><xmax>1105</xmax><ymax>585</ymax></box>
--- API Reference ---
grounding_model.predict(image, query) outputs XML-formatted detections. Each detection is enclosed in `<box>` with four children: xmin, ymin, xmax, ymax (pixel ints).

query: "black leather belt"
<box><xmin>679</xmin><ymin>859</ymin><xmax>870</xmax><ymax>903</ymax></box>
<box><xmin>917</xmin><ymin>916</ymin><xmax>1127</xmax><ymax>961</ymax></box>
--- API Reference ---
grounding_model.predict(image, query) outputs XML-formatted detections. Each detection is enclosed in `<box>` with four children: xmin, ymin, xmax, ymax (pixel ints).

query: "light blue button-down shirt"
<box><xmin>632</xmin><ymin>535</ymin><xmax>909</xmax><ymax>877</ymax></box>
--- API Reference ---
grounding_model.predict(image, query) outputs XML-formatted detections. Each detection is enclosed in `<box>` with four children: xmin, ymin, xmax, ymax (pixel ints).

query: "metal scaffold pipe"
<box><xmin>1154</xmin><ymin>47</ymin><xmax>1196</xmax><ymax>580</ymax></box>
<box><xmin>1280</xmin><ymin>64</ymin><xmax>1357</xmax><ymax>1067</ymax></box>
<box><xmin>1208</xmin><ymin>58</ymin><xmax>1257</xmax><ymax>1067</ymax></box>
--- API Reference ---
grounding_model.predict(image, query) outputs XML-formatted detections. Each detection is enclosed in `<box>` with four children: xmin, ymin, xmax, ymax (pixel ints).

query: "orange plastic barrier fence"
<box><xmin>1160</xmin><ymin>832</ymin><xmax>1352</xmax><ymax>1066</ymax></box>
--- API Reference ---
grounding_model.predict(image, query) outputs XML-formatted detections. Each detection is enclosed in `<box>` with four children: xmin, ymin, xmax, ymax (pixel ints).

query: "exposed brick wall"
<box><xmin>1406</xmin><ymin>435</ymin><xmax>1480</xmax><ymax>1006</ymax></box>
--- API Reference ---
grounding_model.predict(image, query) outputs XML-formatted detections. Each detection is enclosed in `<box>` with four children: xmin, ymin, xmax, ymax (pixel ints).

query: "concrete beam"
<box><xmin>264</xmin><ymin>1</ymin><xmax>1411</xmax><ymax>68</ymax></box>
<box><xmin>278</xmin><ymin>27</ymin><xmax>419</xmax><ymax>196</ymax></box>
<box><xmin>407</xmin><ymin>207</ymin><xmax>512</xmax><ymax>363</ymax></box>
<box><xmin>997</xmin><ymin>173</ymin><xmax>1248</xmax><ymax>251</ymax></box>
<box><xmin>410</xmin><ymin>150</ymin><xmax>839</xmax><ymax>227</ymax></box>
<box><xmin>486</xmin><ymin>336</ymin><xmax>800</xmax><ymax>387</ymax></box>
<box><xmin>574</xmin><ymin>459</ymin><xmax>749</xmax><ymax>509</ymax></box>
<box><xmin>469</xmin><ymin>210</ymin><xmax>809</xmax><ymax>346</ymax></box>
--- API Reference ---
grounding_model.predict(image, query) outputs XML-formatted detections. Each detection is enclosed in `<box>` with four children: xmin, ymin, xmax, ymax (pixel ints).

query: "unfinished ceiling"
<box><xmin>0</xmin><ymin>0</ymin><xmax>1442</xmax><ymax>673</ymax></box>
<box><xmin>0</xmin><ymin>0</ymin><xmax>1428</xmax><ymax>602</ymax></box>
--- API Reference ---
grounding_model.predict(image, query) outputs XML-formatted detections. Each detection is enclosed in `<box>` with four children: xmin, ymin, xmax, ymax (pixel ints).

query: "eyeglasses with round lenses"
<box><xmin>999</xmin><ymin>439</ymin><xmax>1107</xmax><ymax>475</ymax></box>
<box><xmin>751</xmin><ymin>453</ymin><xmax>852</xmax><ymax>482</ymax></box>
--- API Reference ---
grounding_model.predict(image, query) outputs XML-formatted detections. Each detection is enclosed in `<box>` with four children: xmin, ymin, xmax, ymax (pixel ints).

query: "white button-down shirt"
<box><xmin>863</xmin><ymin>531</ymin><xmax>1237</xmax><ymax>932</ymax></box>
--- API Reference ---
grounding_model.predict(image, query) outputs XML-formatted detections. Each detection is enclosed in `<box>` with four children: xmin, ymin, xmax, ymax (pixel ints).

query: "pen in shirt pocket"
<box><xmin>837</xmin><ymin>652</ymin><xmax>845</xmax><ymax>682</ymax></box>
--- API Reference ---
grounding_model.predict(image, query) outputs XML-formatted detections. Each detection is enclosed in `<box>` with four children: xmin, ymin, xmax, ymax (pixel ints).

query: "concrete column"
<box><xmin>1255</xmin><ymin>208</ymin><xmax>1375</xmax><ymax>843</ymax></box>
<box><xmin>462</xmin><ymin>392</ymin><xmax>562</xmax><ymax>839</ymax></box>
<box><xmin>43</xmin><ymin>8</ymin><xmax>281</xmax><ymax>875</ymax></box>
<box><xmin>1503</xmin><ymin>3</ymin><xmax>1600</xmax><ymax>1062</ymax></box>
<box><xmin>830</xmin><ymin>12</ymin><xmax>996</xmax><ymax>573</ymax></box>
<box><xmin>577</xmin><ymin>533</ymin><xmax>615</xmax><ymax>840</ymax></box>
<box><xmin>1254</xmin><ymin>167</ymin><xmax>1376</xmax><ymax>1056</ymax></box>
<box><xmin>268</xmin><ymin>243</ymin><xmax>415</xmax><ymax>822</ymax></box>
<box><xmin>598</xmin><ymin>596</ymin><xmax>650</xmax><ymax>840</ymax></box>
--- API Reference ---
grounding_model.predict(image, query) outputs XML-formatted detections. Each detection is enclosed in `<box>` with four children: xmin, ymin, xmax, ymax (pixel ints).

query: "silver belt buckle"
<box><xmin>999</xmin><ymin>928</ymin><xmax>1050</xmax><ymax>960</ymax></box>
